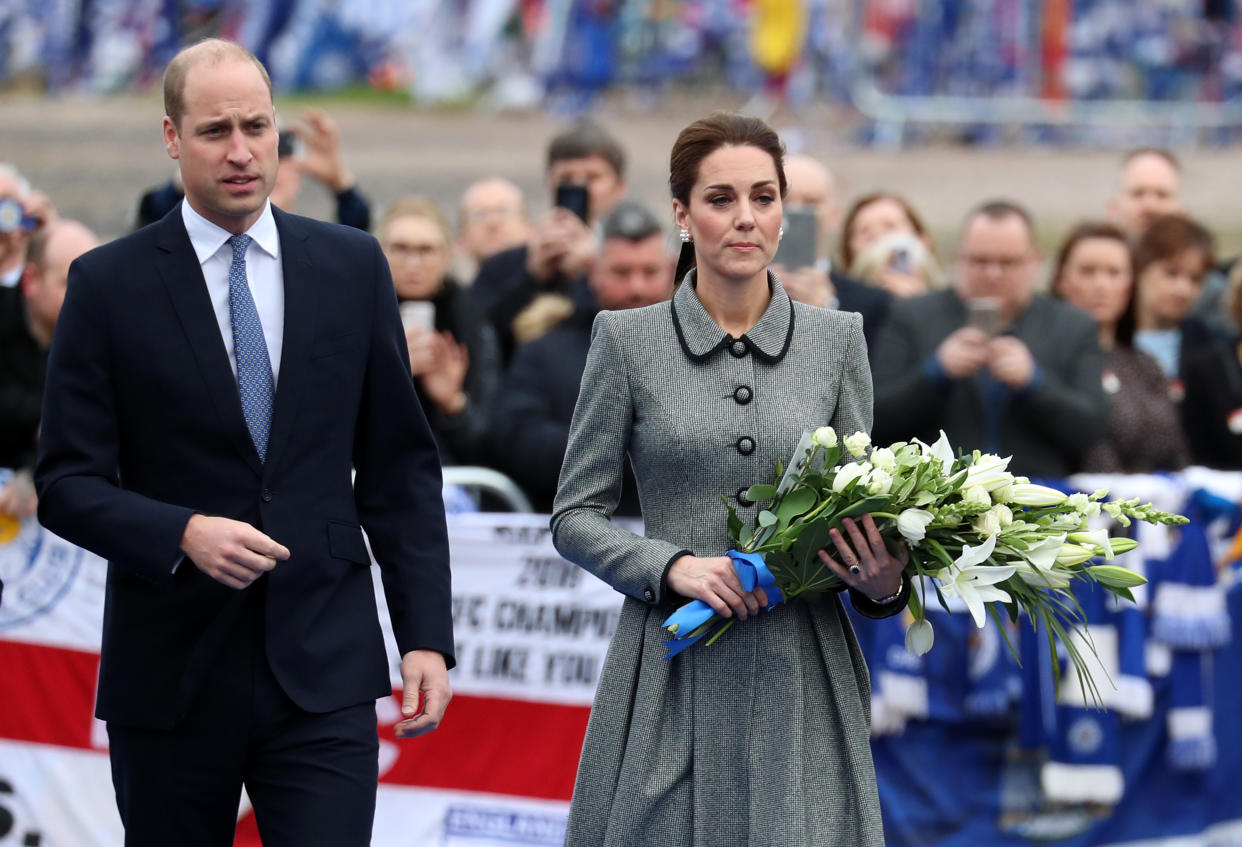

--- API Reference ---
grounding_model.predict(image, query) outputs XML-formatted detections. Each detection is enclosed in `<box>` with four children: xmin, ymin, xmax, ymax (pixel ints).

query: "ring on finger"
<box><xmin>848</xmin><ymin>564</ymin><xmax>861</xmax><ymax>575</ymax></box>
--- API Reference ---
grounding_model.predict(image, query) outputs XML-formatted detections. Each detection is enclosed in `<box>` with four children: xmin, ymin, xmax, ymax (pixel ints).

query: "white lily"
<box><xmin>1069</xmin><ymin>528</ymin><xmax>1115</xmax><ymax>561</ymax></box>
<box><xmin>1023</xmin><ymin>534</ymin><xmax>1067</xmax><ymax>570</ymax></box>
<box><xmin>1008</xmin><ymin>483</ymin><xmax>1068</xmax><ymax>506</ymax></box>
<box><xmin>905</xmin><ymin>618</ymin><xmax>935</xmax><ymax>655</ymax></box>
<box><xmin>1056</xmin><ymin>543</ymin><xmax>1096</xmax><ymax>567</ymax></box>
<box><xmin>914</xmin><ymin>430</ymin><xmax>956</xmax><ymax>469</ymax></box>
<box><xmin>832</xmin><ymin>461</ymin><xmax>871</xmax><ymax>493</ymax></box>
<box><xmin>934</xmin><ymin>535</ymin><xmax>1015</xmax><ymax>627</ymax></box>
<box><xmin>964</xmin><ymin>453</ymin><xmax>1014</xmax><ymax>492</ymax></box>
<box><xmin>1010</xmin><ymin>560</ymin><xmax>1073</xmax><ymax>589</ymax></box>
<box><xmin>897</xmin><ymin>508</ymin><xmax>935</xmax><ymax>544</ymax></box>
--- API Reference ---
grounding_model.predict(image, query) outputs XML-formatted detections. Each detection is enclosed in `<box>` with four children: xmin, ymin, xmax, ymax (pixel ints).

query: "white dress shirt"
<box><xmin>181</xmin><ymin>199</ymin><xmax>284</xmax><ymax>383</ymax></box>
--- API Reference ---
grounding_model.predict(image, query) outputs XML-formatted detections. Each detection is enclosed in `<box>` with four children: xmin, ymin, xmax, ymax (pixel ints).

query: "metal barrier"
<box><xmin>443</xmin><ymin>466</ymin><xmax>535</xmax><ymax>513</ymax></box>
<box><xmin>848</xmin><ymin>0</ymin><xmax>1242</xmax><ymax>139</ymax></box>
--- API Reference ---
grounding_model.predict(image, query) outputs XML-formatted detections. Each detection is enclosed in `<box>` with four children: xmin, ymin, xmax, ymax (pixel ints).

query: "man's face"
<box><xmin>1112</xmin><ymin>153</ymin><xmax>1181</xmax><ymax>237</ymax></box>
<box><xmin>546</xmin><ymin>155</ymin><xmax>625</xmax><ymax>224</ymax></box>
<box><xmin>23</xmin><ymin>222</ymin><xmax>99</xmax><ymax>338</ymax></box>
<box><xmin>782</xmin><ymin>155</ymin><xmax>838</xmax><ymax>248</ymax></box>
<box><xmin>589</xmin><ymin>234</ymin><xmax>673</xmax><ymax>311</ymax></box>
<box><xmin>955</xmin><ymin>213</ymin><xmax>1039</xmax><ymax>321</ymax></box>
<box><xmin>163</xmin><ymin>58</ymin><xmax>278</xmax><ymax>234</ymax></box>
<box><xmin>459</xmin><ymin>180</ymin><xmax>529</xmax><ymax>261</ymax></box>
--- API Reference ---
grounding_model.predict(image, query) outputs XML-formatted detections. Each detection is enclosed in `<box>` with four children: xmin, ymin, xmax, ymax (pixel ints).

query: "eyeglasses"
<box><xmin>466</xmin><ymin>206</ymin><xmax>521</xmax><ymax>223</ymax></box>
<box><xmin>384</xmin><ymin>242</ymin><xmax>443</xmax><ymax>260</ymax></box>
<box><xmin>960</xmin><ymin>254</ymin><xmax>1031</xmax><ymax>274</ymax></box>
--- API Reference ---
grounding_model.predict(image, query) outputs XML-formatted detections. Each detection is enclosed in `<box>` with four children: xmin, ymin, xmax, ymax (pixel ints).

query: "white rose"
<box><xmin>832</xmin><ymin>461</ymin><xmax>870</xmax><ymax>493</ymax></box>
<box><xmin>865</xmin><ymin>467</ymin><xmax>893</xmax><ymax>496</ymax></box>
<box><xmin>812</xmin><ymin>426</ymin><xmax>838</xmax><ymax>449</ymax></box>
<box><xmin>844</xmin><ymin>432</ymin><xmax>871</xmax><ymax>458</ymax></box>
<box><xmin>962</xmin><ymin>485</ymin><xmax>991</xmax><ymax>506</ymax></box>
<box><xmin>992</xmin><ymin>483</ymin><xmax>1015</xmax><ymax>504</ymax></box>
<box><xmin>1066</xmin><ymin>493</ymin><xmax>1089</xmax><ymax>512</ymax></box>
<box><xmin>905</xmin><ymin>618</ymin><xmax>935</xmax><ymax>656</ymax></box>
<box><xmin>994</xmin><ymin>504</ymin><xmax>1014</xmax><ymax>527</ymax></box>
<box><xmin>897</xmin><ymin>508</ymin><xmax>935</xmax><ymax>544</ymax></box>
<box><xmin>869</xmin><ymin>447</ymin><xmax>896</xmax><ymax>472</ymax></box>
<box><xmin>972</xmin><ymin>510</ymin><xmax>1002</xmax><ymax>537</ymax></box>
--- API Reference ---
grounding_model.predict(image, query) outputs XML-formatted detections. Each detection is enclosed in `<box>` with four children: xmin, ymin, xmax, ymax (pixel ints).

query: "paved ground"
<box><xmin>5</xmin><ymin>92</ymin><xmax>1242</xmax><ymax>260</ymax></box>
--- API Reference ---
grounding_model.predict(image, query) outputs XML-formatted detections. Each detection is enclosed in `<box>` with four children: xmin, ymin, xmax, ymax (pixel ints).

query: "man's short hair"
<box><xmin>163</xmin><ymin>38</ymin><xmax>273</xmax><ymax>130</ymax></box>
<box><xmin>546</xmin><ymin>120</ymin><xmax>626</xmax><ymax>179</ymax></box>
<box><xmin>964</xmin><ymin>199</ymin><xmax>1036</xmax><ymax>240</ymax></box>
<box><xmin>600</xmin><ymin>201</ymin><xmax>662</xmax><ymax>245</ymax></box>
<box><xmin>1121</xmin><ymin>147</ymin><xmax>1181</xmax><ymax>173</ymax></box>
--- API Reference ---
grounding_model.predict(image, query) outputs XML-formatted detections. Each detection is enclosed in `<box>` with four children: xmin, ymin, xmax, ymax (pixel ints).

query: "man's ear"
<box><xmin>163</xmin><ymin>116</ymin><xmax>181</xmax><ymax>161</ymax></box>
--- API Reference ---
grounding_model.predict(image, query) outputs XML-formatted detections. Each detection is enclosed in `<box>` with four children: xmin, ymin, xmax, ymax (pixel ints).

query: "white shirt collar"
<box><xmin>180</xmin><ymin>199</ymin><xmax>280</xmax><ymax>265</ymax></box>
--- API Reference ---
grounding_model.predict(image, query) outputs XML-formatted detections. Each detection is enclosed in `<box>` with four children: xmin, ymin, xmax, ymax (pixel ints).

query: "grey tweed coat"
<box><xmin>550</xmin><ymin>274</ymin><xmax>888</xmax><ymax>846</ymax></box>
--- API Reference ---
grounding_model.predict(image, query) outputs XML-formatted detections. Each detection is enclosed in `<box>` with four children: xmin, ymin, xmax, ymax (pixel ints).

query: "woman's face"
<box><xmin>381</xmin><ymin>214</ymin><xmax>451</xmax><ymax>301</ymax></box>
<box><xmin>1136</xmin><ymin>248</ymin><xmax>1208</xmax><ymax>330</ymax></box>
<box><xmin>674</xmin><ymin>144</ymin><xmax>782</xmax><ymax>287</ymax></box>
<box><xmin>1057</xmin><ymin>237</ymin><xmax>1132</xmax><ymax>328</ymax></box>
<box><xmin>848</xmin><ymin>198</ymin><xmax>916</xmax><ymax>261</ymax></box>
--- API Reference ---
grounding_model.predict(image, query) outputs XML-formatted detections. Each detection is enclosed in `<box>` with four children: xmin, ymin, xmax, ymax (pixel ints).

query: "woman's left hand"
<box><xmin>817</xmin><ymin>514</ymin><xmax>908</xmax><ymax>601</ymax></box>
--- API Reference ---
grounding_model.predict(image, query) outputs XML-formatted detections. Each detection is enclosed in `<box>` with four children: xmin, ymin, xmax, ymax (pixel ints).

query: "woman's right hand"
<box><xmin>666</xmin><ymin>555</ymin><xmax>768</xmax><ymax>621</ymax></box>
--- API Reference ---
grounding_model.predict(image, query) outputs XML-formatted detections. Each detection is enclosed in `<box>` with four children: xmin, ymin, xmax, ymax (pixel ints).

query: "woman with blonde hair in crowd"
<box><xmin>839</xmin><ymin>191</ymin><xmax>943</xmax><ymax>297</ymax></box>
<box><xmin>378</xmin><ymin>196</ymin><xmax>500</xmax><ymax>465</ymax></box>
<box><xmin>1050</xmin><ymin>221</ymin><xmax>1188</xmax><ymax>473</ymax></box>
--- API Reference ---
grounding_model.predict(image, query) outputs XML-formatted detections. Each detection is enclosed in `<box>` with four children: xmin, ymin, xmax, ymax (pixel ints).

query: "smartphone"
<box><xmin>889</xmin><ymin>246</ymin><xmax>912</xmax><ymax>274</ymax></box>
<box><xmin>399</xmin><ymin>300</ymin><xmax>436</xmax><ymax>334</ymax></box>
<box><xmin>773</xmin><ymin>209</ymin><xmax>817</xmax><ymax>270</ymax></box>
<box><xmin>966</xmin><ymin>297</ymin><xmax>1000</xmax><ymax>336</ymax></box>
<box><xmin>278</xmin><ymin>129</ymin><xmax>302</xmax><ymax>159</ymax></box>
<box><xmin>554</xmin><ymin>182</ymin><xmax>590</xmax><ymax>224</ymax></box>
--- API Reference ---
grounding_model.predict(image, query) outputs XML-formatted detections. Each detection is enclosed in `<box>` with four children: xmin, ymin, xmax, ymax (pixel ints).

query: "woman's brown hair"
<box><xmin>1132</xmin><ymin>213</ymin><xmax>1215</xmax><ymax>283</ymax></box>
<box><xmin>669</xmin><ymin>113</ymin><xmax>787</xmax><ymax>283</ymax></box>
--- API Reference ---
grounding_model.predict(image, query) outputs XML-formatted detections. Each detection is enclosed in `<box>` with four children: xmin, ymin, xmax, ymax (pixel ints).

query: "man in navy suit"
<box><xmin>35</xmin><ymin>39</ymin><xmax>453</xmax><ymax>846</ymax></box>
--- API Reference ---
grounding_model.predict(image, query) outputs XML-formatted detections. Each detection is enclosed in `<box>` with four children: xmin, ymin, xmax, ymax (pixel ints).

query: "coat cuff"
<box><xmin>848</xmin><ymin>575</ymin><xmax>911</xmax><ymax>619</ymax></box>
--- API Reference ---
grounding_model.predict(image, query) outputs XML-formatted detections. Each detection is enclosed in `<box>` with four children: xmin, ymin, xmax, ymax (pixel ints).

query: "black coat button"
<box><xmin>736</xmin><ymin>436</ymin><xmax>756</xmax><ymax>455</ymax></box>
<box><xmin>733</xmin><ymin>385</ymin><xmax>753</xmax><ymax>405</ymax></box>
<box><xmin>643</xmin><ymin>587</ymin><xmax>655</xmax><ymax>602</ymax></box>
<box><xmin>729</xmin><ymin>338</ymin><xmax>749</xmax><ymax>358</ymax></box>
<box><xmin>736</xmin><ymin>487</ymin><xmax>753</xmax><ymax>506</ymax></box>
<box><xmin>261</xmin><ymin>489</ymin><xmax>273</xmax><ymax>503</ymax></box>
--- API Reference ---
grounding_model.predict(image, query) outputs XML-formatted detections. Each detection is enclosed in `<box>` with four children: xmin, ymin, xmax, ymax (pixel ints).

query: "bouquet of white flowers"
<box><xmin>662</xmin><ymin>428</ymin><xmax>1187</xmax><ymax>699</ymax></box>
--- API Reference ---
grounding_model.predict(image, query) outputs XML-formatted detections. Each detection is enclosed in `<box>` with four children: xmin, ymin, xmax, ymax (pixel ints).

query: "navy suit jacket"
<box><xmin>36</xmin><ymin>205</ymin><xmax>454</xmax><ymax>729</ymax></box>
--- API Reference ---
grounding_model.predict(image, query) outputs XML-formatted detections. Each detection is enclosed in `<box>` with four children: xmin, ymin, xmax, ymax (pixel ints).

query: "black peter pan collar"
<box><xmin>670</xmin><ymin>269</ymin><xmax>795</xmax><ymax>365</ymax></box>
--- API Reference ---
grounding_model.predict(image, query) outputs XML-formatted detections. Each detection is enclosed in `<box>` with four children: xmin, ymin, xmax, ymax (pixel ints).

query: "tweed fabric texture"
<box><xmin>227</xmin><ymin>234</ymin><xmax>275</xmax><ymax>462</ymax></box>
<box><xmin>551</xmin><ymin>274</ymin><xmax>886</xmax><ymax>846</ymax></box>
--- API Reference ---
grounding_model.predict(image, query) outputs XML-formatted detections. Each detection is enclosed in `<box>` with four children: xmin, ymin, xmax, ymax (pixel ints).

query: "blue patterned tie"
<box><xmin>227</xmin><ymin>235</ymin><xmax>275</xmax><ymax>462</ymax></box>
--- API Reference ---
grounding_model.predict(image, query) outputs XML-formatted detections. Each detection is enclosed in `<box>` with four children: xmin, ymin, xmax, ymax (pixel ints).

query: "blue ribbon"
<box><xmin>661</xmin><ymin>550</ymin><xmax>785</xmax><ymax>659</ymax></box>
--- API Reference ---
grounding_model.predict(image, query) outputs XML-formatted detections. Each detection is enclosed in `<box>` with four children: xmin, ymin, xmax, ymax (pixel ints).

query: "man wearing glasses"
<box><xmin>871</xmin><ymin>200</ymin><xmax>1108</xmax><ymax>478</ymax></box>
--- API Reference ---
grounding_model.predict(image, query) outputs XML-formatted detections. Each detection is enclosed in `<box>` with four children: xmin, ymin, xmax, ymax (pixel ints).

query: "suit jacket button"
<box><xmin>729</xmin><ymin>338</ymin><xmax>749</xmax><ymax>358</ymax></box>
<box><xmin>261</xmin><ymin>489</ymin><xmax>273</xmax><ymax>503</ymax></box>
<box><xmin>736</xmin><ymin>436</ymin><xmax>756</xmax><ymax>456</ymax></box>
<box><xmin>643</xmin><ymin>587</ymin><xmax>655</xmax><ymax>602</ymax></box>
<box><xmin>736</xmin><ymin>487</ymin><xmax>753</xmax><ymax>507</ymax></box>
<box><xmin>733</xmin><ymin>385</ymin><xmax>753</xmax><ymax>405</ymax></box>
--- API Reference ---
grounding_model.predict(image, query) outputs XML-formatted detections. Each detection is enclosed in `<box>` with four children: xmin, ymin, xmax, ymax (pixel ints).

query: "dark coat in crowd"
<box><xmin>1182</xmin><ymin>334</ymin><xmax>1242</xmax><ymax>469</ymax></box>
<box><xmin>873</xmin><ymin>289</ymin><xmax>1109</xmax><ymax>478</ymax></box>
<box><xmin>832</xmin><ymin>269</ymin><xmax>891</xmax><ymax>355</ymax></box>
<box><xmin>489</xmin><ymin>290</ymin><xmax>641</xmax><ymax>516</ymax></box>
<box><xmin>1083</xmin><ymin>345</ymin><xmax>1189</xmax><ymax>473</ymax></box>
<box><xmin>470</xmin><ymin>244</ymin><xmax>584</xmax><ymax>364</ymax></box>
<box><xmin>406</xmin><ymin>277</ymin><xmax>501</xmax><ymax>467</ymax></box>
<box><xmin>0</xmin><ymin>285</ymin><xmax>46</xmax><ymax>471</ymax></box>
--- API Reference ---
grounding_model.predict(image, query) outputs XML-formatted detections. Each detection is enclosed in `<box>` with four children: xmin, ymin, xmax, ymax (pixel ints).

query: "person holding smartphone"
<box><xmin>872</xmin><ymin>200</ymin><xmax>1109</xmax><ymax>478</ymax></box>
<box><xmin>379</xmin><ymin>196</ymin><xmax>500</xmax><ymax>466</ymax></box>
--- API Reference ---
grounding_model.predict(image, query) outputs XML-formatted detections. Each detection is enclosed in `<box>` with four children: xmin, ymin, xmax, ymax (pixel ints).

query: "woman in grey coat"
<box><xmin>551</xmin><ymin>113</ymin><xmax>910</xmax><ymax>846</ymax></box>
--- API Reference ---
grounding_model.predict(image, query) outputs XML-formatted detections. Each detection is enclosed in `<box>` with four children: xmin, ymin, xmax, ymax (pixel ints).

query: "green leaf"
<box><xmin>776</xmin><ymin>486</ymin><xmax>817</xmax><ymax>523</ymax></box>
<box><xmin>758</xmin><ymin>510</ymin><xmax>778</xmax><ymax>527</ymax></box>
<box><xmin>828</xmin><ymin>495</ymin><xmax>891</xmax><ymax>528</ymax></box>
<box><xmin>774</xmin><ymin>460</ymin><xmax>784</xmax><ymax>479</ymax></box>
<box><xmin>723</xmin><ymin>496</ymin><xmax>742</xmax><ymax>542</ymax></box>
<box><xmin>746</xmin><ymin>483</ymin><xmax>778</xmax><ymax>502</ymax></box>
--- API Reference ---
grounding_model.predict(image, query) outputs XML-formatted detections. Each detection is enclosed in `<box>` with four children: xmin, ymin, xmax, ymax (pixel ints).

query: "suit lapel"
<box><xmin>262</xmin><ymin>208</ymin><xmax>315</xmax><ymax>482</ymax></box>
<box><xmin>154</xmin><ymin>207</ymin><xmax>263</xmax><ymax>478</ymax></box>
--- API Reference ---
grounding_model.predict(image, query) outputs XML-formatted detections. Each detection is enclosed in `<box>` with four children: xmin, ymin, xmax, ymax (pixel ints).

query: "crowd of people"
<box><xmin>1</xmin><ymin>119</ymin><xmax>1241</xmax><ymax>520</ymax></box>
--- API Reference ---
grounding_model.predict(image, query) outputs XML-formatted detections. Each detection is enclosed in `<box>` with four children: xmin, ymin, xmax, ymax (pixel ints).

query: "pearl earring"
<box><xmin>679</xmin><ymin>228</ymin><xmax>691</xmax><ymax>243</ymax></box>
<box><xmin>779</xmin><ymin>226</ymin><xmax>785</xmax><ymax>240</ymax></box>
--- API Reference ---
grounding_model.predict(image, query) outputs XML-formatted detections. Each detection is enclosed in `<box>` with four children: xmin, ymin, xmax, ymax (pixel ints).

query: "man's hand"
<box><xmin>395</xmin><ymin>650</ymin><xmax>452</xmax><ymax>738</ymax></box>
<box><xmin>555</xmin><ymin>211</ymin><xmax>596</xmax><ymax>280</ymax></box>
<box><xmin>989</xmin><ymin>335</ymin><xmax>1037</xmax><ymax>388</ymax></box>
<box><xmin>773</xmin><ymin>263</ymin><xmax>834</xmax><ymax>308</ymax></box>
<box><xmin>292</xmin><ymin>108</ymin><xmax>355</xmax><ymax>194</ymax></box>
<box><xmin>180</xmin><ymin>514</ymin><xmax>290</xmax><ymax>589</ymax></box>
<box><xmin>935</xmin><ymin>326</ymin><xmax>990</xmax><ymax>378</ymax></box>
<box><xmin>525</xmin><ymin>209</ymin><xmax>594</xmax><ymax>283</ymax></box>
<box><xmin>0</xmin><ymin>469</ymin><xmax>37</xmax><ymax>518</ymax></box>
